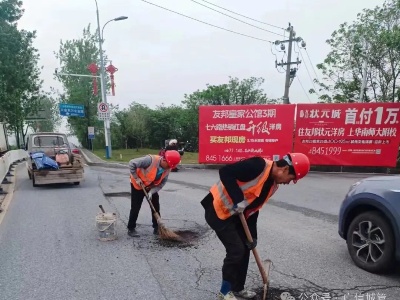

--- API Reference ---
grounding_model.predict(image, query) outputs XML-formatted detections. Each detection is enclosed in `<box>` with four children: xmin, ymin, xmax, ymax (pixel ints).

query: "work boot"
<box><xmin>233</xmin><ymin>289</ymin><xmax>256</xmax><ymax>299</ymax></box>
<box><xmin>127</xmin><ymin>229</ymin><xmax>140</xmax><ymax>237</ymax></box>
<box><xmin>217</xmin><ymin>292</ymin><xmax>238</xmax><ymax>300</ymax></box>
<box><xmin>153</xmin><ymin>227</ymin><xmax>159</xmax><ymax>235</ymax></box>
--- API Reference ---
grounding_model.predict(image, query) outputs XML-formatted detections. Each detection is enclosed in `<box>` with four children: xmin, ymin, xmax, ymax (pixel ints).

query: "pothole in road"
<box><xmin>157</xmin><ymin>229</ymin><xmax>204</xmax><ymax>249</ymax></box>
<box><xmin>104</xmin><ymin>192</ymin><xmax>130</xmax><ymax>197</ymax></box>
<box><xmin>134</xmin><ymin>223</ymin><xmax>211</xmax><ymax>250</ymax></box>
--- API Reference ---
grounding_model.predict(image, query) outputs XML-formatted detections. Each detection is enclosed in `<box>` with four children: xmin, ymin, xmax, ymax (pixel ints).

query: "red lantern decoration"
<box><xmin>87</xmin><ymin>63</ymin><xmax>99</xmax><ymax>96</ymax></box>
<box><xmin>106</xmin><ymin>63</ymin><xmax>118</xmax><ymax>96</ymax></box>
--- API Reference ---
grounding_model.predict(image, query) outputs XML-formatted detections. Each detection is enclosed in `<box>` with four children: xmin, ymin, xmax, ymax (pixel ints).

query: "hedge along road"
<box><xmin>0</xmin><ymin>163</ymin><xmax>399</xmax><ymax>300</ymax></box>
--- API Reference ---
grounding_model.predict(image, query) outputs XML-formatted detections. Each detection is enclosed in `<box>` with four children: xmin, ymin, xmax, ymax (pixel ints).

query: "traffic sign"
<box><xmin>59</xmin><ymin>103</ymin><xmax>85</xmax><ymax>117</ymax></box>
<box><xmin>88</xmin><ymin>126</ymin><xmax>95</xmax><ymax>139</ymax></box>
<box><xmin>97</xmin><ymin>102</ymin><xmax>110</xmax><ymax>120</ymax></box>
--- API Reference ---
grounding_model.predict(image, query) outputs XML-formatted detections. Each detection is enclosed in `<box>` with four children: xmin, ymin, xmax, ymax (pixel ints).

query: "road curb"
<box><xmin>0</xmin><ymin>163</ymin><xmax>20</xmax><ymax>226</ymax></box>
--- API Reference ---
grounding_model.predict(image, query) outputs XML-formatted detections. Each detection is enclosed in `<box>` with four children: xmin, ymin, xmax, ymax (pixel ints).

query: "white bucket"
<box><xmin>96</xmin><ymin>212</ymin><xmax>117</xmax><ymax>241</ymax></box>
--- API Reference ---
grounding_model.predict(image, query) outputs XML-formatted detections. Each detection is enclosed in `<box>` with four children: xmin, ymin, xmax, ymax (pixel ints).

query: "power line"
<box><xmin>298</xmin><ymin>46</ymin><xmax>319</xmax><ymax>93</ymax></box>
<box><xmin>189</xmin><ymin>0</ymin><xmax>284</xmax><ymax>37</ymax></box>
<box><xmin>139</xmin><ymin>0</ymin><xmax>273</xmax><ymax>43</ymax></box>
<box><xmin>304</xmin><ymin>48</ymin><xmax>319</xmax><ymax>80</ymax></box>
<box><xmin>196</xmin><ymin>0</ymin><xmax>285</xmax><ymax>30</ymax></box>
<box><xmin>297</xmin><ymin>76</ymin><xmax>312</xmax><ymax>103</ymax></box>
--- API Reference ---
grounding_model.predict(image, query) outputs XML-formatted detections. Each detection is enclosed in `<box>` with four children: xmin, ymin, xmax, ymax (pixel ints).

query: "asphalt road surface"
<box><xmin>0</xmin><ymin>163</ymin><xmax>399</xmax><ymax>300</ymax></box>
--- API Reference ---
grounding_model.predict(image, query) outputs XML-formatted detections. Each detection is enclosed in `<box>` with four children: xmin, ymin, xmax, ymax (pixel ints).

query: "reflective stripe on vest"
<box><xmin>210</xmin><ymin>159</ymin><xmax>273</xmax><ymax>220</ymax></box>
<box><xmin>244</xmin><ymin>182</ymin><xmax>278</xmax><ymax>219</ymax></box>
<box><xmin>130</xmin><ymin>155</ymin><xmax>169</xmax><ymax>190</ymax></box>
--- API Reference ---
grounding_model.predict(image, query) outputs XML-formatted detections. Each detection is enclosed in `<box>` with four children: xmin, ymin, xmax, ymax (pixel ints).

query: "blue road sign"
<box><xmin>59</xmin><ymin>103</ymin><xmax>85</xmax><ymax>117</ymax></box>
<box><xmin>88</xmin><ymin>126</ymin><xmax>95</xmax><ymax>139</ymax></box>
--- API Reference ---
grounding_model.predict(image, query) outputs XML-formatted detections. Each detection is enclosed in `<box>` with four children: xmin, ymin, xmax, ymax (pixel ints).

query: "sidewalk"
<box><xmin>80</xmin><ymin>149</ymin><xmax>129</xmax><ymax>169</ymax></box>
<box><xmin>80</xmin><ymin>149</ymin><xmax>106</xmax><ymax>164</ymax></box>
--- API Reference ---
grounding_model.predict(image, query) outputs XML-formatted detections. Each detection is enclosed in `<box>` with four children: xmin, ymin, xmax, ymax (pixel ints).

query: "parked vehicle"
<box><xmin>159</xmin><ymin>139</ymin><xmax>183</xmax><ymax>172</ymax></box>
<box><xmin>69</xmin><ymin>142</ymin><xmax>81</xmax><ymax>155</ymax></box>
<box><xmin>181</xmin><ymin>140</ymin><xmax>196</xmax><ymax>153</ymax></box>
<box><xmin>25</xmin><ymin>132</ymin><xmax>84</xmax><ymax>187</ymax></box>
<box><xmin>338</xmin><ymin>175</ymin><xmax>400</xmax><ymax>273</ymax></box>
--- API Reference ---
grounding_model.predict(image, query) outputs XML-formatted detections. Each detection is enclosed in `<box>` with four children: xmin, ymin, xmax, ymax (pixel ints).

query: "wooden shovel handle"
<box><xmin>239</xmin><ymin>213</ymin><xmax>269</xmax><ymax>285</ymax></box>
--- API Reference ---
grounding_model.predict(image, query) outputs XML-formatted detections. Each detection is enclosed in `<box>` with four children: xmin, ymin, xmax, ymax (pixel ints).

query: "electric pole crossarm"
<box><xmin>56</xmin><ymin>72</ymin><xmax>101</xmax><ymax>78</ymax></box>
<box><xmin>276</xmin><ymin>60</ymin><xmax>301</xmax><ymax>67</ymax></box>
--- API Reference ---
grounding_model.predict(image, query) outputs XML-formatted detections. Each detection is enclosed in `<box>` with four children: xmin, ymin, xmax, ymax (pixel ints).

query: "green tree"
<box><xmin>26</xmin><ymin>92</ymin><xmax>61</xmax><ymax>132</ymax></box>
<box><xmin>311</xmin><ymin>0</ymin><xmax>400</xmax><ymax>103</ymax></box>
<box><xmin>54</xmin><ymin>24</ymin><xmax>109</xmax><ymax>148</ymax></box>
<box><xmin>0</xmin><ymin>0</ymin><xmax>43</xmax><ymax>146</ymax></box>
<box><xmin>125</xmin><ymin>102</ymin><xmax>151</xmax><ymax>150</ymax></box>
<box><xmin>180</xmin><ymin>76</ymin><xmax>274</xmax><ymax>149</ymax></box>
<box><xmin>0</xmin><ymin>0</ymin><xmax>24</xmax><ymax>22</ymax></box>
<box><xmin>182</xmin><ymin>76</ymin><xmax>271</xmax><ymax>107</ymax></box>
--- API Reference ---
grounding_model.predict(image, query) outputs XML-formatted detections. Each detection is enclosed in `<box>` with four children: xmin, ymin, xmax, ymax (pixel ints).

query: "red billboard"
<box><xmin>198</xmin><ymin>104</ymin><xmax>296</xmax><ymax>164</ymax></box>
<box><xmin>293</xmin><ymin>103</ymin><xmax>400</xmax><ymax>167</ymax></box>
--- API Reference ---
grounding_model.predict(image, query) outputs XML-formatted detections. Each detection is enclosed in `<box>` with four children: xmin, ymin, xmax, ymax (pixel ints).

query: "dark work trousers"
<box><xmin>215</xmin><ymin>218</ymin><xmax>251</xmax><ymax>292</ymax></box>
<box><xmin>127</xmin><ymin>183</ymin><xmax>160</xmax><ymax>230</ymax></box>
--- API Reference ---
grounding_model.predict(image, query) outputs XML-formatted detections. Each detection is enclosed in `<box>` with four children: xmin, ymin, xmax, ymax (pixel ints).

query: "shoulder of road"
<box><xmin>80</xmin><ymin>149</ymin><xmax>222</xmax><ymax>169</ymax></box>
<box><xmin>79</xmin><ymin>148</ymin><xmax>397</xmax><ymax>175</ymax></box>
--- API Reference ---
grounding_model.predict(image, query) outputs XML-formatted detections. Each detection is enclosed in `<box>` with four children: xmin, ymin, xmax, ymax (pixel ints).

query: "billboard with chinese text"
<box><xmin>198</xmin><ymin>104</ymin><xmax>296</xmax><ymax>164</ymax></box>
<box><xmin>293</xmin><ymin>103</ymin><xmax>400</xmax><ymax>167</ymax></box>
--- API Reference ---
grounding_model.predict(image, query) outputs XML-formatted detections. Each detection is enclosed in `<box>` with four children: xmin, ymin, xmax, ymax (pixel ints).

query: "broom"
<box><xmin>140</xmin><ymin>184</ymin><xmax>182</xmax><ymax>241</ymax></box>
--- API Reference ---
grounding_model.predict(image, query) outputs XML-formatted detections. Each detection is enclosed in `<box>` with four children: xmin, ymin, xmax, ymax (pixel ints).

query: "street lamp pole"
<box><xmin>94</xmin><ymin>0</ymin><xmax>127</xmax><ymax>159</ymax></box>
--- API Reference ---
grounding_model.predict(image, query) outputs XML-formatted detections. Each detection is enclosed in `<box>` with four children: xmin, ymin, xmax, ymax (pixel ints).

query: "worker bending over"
<box><xmin>127</xmin><ymin>150</ymin><xmax>181</xmax><ymax>237</ymax></box>
<box><xmin>201</xmin><ymin>153</ymin><xmax>310</xmax><ymax>300</ymax></box>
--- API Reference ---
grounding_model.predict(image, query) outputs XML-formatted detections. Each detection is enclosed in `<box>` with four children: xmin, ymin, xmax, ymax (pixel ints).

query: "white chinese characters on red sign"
<box><xmin>199</xmin><ymin>105</ymin><xmax>296</xmax><ymax>164</ymax></box>
<box><xmin>294</xmin><ymin>103</ymin><xmax>400</xmax><ymax>167</ymax></box>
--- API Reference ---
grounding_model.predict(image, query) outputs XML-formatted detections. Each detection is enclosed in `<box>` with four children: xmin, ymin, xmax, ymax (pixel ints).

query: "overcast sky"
<box><xmin>12</xmin><ymin>0</ymin><xmax>383</xmax><ymax>146</ymax></box>
<box><xmin>17</xmin><ymin>0</ymin><xmax>384</xmax><ymax>110</ymax></box>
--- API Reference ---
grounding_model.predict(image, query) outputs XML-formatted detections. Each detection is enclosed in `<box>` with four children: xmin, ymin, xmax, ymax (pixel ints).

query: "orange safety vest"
<box><xmin>210</xmin><ymin>159</ymin><xmax>278</xmax><ymax>220</ymax></box>
<box><xmin>130</xmin><ymin>155</ymin><xmax>169</xmax><ymax>190</ymax></box>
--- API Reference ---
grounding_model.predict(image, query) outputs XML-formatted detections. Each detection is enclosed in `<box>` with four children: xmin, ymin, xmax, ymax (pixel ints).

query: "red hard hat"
<box><xmin>164</xmin><ymin>150</ymin><xmax>181</xmax><ymax>169</ymax></box>
<box><xmin>288</xmin><ymin>152</ymin><xmax>310</xmax><ymax>183</ymax></box>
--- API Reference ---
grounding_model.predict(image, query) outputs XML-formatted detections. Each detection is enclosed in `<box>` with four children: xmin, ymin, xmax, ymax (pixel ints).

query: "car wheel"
<box><xmin>346</xmin><ymin>211</ymin><xmax>395</xmax><ymax>273</ymax></box>
<box><xmin>32</xmin><ymin>174</ymin><xmax>38</xmax><ymax>187</ymax></box>
<box><xmin>73</xmin><ymin>182</ymin><xmax>80</xmax><ymax>185</ymax></box>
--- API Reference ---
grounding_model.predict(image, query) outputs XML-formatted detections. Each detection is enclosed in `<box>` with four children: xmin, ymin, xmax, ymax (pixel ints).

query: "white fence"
<box><xmin>0</xmin><ymin>150</ymin><xmax>29</xmax><ymax>190</ymax></box>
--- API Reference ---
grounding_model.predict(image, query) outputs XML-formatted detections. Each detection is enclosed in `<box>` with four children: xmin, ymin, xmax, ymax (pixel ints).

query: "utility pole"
<box><xmin>95</xmin><ymin>2</ymin><xmax>112</xmax><ymax>159</ymax></box>
<box><xmin>275</xmin><ymin>23</ymin><xmax>304</xmax><ymax>104</ymax></box>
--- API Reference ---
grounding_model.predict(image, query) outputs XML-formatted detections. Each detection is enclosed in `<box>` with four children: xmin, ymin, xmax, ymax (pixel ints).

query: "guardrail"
<box><xmin>0</xmin><ymin>150</ymin><xmax>29</xmax><ymax>194</ymax></box>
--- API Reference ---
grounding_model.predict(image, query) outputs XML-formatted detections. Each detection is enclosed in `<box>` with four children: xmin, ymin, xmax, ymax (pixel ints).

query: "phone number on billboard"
<box><xmin>205</xmin><ymin>155</ymin><xmax>239</xmax><ymax>162</ymax></box>
<box><xmin>308</xmin><ymin>147</ymin><xmax>342</xmax><ymax>155</ymax></box>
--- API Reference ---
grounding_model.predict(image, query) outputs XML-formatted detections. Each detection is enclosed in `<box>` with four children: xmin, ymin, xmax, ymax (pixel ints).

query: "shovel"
<box><xmin>239</xmin><ymin>212</ymin><xmax>272</xmax><ymax>300</ymax></box>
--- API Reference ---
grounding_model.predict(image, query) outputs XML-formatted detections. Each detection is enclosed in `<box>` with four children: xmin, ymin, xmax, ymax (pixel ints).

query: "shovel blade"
<box><xmin>262</xmin><ymin>259</ymin><xmax>272</xmax><ymax>300</ymax></box>
<box><xmin>263</xmin><ymin>259</ymin><xmax>272</xmax><ymax>281</ymax></box>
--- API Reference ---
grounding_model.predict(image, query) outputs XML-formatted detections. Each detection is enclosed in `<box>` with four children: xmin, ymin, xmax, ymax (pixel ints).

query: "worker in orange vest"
<box><xmin>127</xmin><ymin>150</ymin><xmax>181</xmax><ymax>237</ymax></box>
<box><xmin>200</xmin><ymin>153</ymin><xmax>310</xmax><ymax>300</ymax></box>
